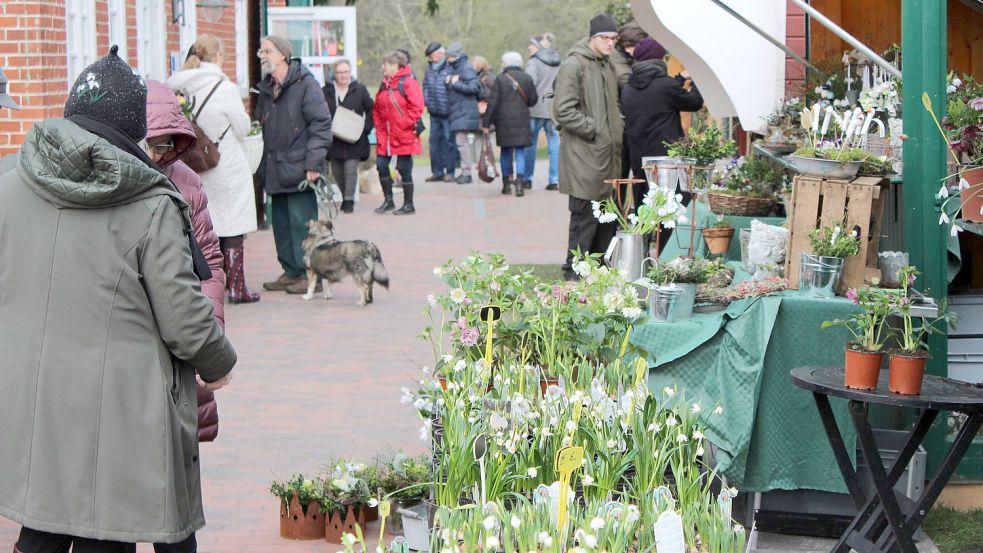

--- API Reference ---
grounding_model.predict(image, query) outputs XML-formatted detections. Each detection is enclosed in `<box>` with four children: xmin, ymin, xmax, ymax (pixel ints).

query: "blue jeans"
<box><xmin>428</xmin><ymin>114</ymin><xmax>457</xmax><ymax>177</ymax></box>
<box><xmin>500</xmin><ymin>146</ymin><xmax>526</xmax><ymax>180</ymax></box>
<box><xmin>523</xmin><ymin>117</ymin><xmax>559</xmax><ymax>184</ymax></box>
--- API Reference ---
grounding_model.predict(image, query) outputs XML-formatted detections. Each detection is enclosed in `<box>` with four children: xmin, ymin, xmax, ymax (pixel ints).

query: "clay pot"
<box><xmin>279</xmin><ymin>491</ymin><xmax>326</xmax><ymax>540</ymax></box>
<box><xmin>844</xmin><ymin>347</ymin><xmax>883</xmax><ymax>390</ymax></box>
<box><xmin>958</xmin><ymin>166</ymin><xmax>983</xmax><ymax>223</ymax></box>
<box><xmin>703</xmin><ymin>227</ymin><xmax>735</xmax><ymax>256</ymax></box>
<box><xmin>438</xmin><ymin>376</ymin><xmax>448</xmax><ymax>391</ymax></box>
<box><xmin>888</xmin><ymin>352</ymin><xmax>929</xmax><ymax>395</ymax></box>
<box><xmin>363</xmin><ymin>503</ymin><xmax>379</xmax><ymax>522</ymax></box>
<box><xmin>325</xmin><ymin>504</ymin><xmax>367</xmax><ymax>544</ymax></box>
<box><xmin>540</xmin><ymin>376</ymin><xmax>560</xmax><ymax>397</ymax></box>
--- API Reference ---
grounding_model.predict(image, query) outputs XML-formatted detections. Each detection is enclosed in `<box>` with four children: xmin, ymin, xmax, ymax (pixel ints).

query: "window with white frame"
<box><xmin>65</xmin><ymin>0</ymin><xmax>97</xmax><ymax>87</ymax></box>
<box><xmin>235</xmin><ymin>0</ymin><xmax>248</xmax><ymax>96</ymax></box>
<box><xmin>107</xmin><ymin>0</ymin><xmax>127</xmax><ymax>62</ymax></box>
<box><xmin>136</xmin><ymin>0</ymin><xmax>167</xmax><ymax>81</ymax></box>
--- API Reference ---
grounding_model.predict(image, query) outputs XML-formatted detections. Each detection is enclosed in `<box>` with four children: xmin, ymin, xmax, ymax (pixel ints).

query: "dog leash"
<box><xmin>298</xmin><ymin>174</ymin><xmax>339</xmax><ymax>220</ymax></box>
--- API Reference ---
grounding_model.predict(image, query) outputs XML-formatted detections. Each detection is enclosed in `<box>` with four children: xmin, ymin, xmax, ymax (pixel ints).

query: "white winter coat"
<box><xmin>166</xmin><ymin>63</ymin><xmax>257</xmax><ymax>237</ymax></box>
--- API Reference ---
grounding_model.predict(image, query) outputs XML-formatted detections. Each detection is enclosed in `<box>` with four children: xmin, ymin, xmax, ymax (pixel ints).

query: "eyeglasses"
<box><xmin>146</xmin><ymin>141</ymin><xmax>174</xmax><ymax>154</ymax></box>
<box><xmin>595</xmin><ymin>35</ymin><xmax>618</xmax><ymax>43</ymax></box>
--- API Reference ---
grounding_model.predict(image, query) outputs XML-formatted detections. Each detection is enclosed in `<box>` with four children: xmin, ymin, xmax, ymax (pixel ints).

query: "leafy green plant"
<box><xmin>665</xmin><ymin>120</ymin><xmax>738</xmax><ymax>165</ymax></box>
<box><xmin>714</xmin><ymin>156</ymin><xmax>785</xmax><ymax>198</ymax></box>
<box><xmin>809</xmin><ymin>220</ymin><xmax>861</xmax><ymax>258</ymax></box>
<box><xmin>894</xmin><ymin>265</ymin><xmax>958</xmax><ymax>355</ymax></box>
<box><xmin>648</xmin><ymin>257</ymin><xmax>726</xmax><ymax>285</ymax></box>
<box><xmin>270</xmin><ymin>474</ymin><xmax>321</xmax><ymax>515</ymax></box>
<box><xmin>822</xmin><ymin>287</ymin><xmax>894</xmax><ymax>353</ymax></box>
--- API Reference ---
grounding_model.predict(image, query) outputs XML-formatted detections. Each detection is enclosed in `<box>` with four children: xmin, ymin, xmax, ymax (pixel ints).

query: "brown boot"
<box><xmin>224</xmin><ymin>243</ymin><xmax>260</xmax><ymax>304</ymax></box>
<box><xmin>285</xmin><ymin>279</ymin><xmax>323</xmax><ymax>295</ymax></box>
<box><xmin>263</xmin><ymin>274</ymin><xmax>303</xmax><ymax>291</ymax></box>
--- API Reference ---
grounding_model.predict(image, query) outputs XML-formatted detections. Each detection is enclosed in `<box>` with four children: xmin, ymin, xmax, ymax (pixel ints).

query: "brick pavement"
<box><xmin>0</xmin><ymin>161</ymin><xmax>568</xmax><ymax>552</ymax></box>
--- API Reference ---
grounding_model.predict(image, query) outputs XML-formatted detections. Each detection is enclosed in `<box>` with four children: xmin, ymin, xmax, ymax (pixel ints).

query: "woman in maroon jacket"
<box><xmin>145</xmin><ymin>79</ymin><xmax>228</xmax><ymax>442</ymax></box>
<box><xmin>373</xmin><ymin>50</ymin><xmax>425</xmax><ymax>215</ymax></box>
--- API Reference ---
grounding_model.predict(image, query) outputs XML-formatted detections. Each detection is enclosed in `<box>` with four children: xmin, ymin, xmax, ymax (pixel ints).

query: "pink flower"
<box><xmin>459</xmin><ymin>327</ymin><xmax>480</xmax><ymax>347</ymax></box>
<box><xmin>456</xmin><ymin>317</ymin><xmax>467</xmax><ymax>329</ymax></box>
<box><xmin>899</xmin><ymin>296</ymin><xmax>910</xmax><ymax>306</ymax></box>
<box><xmin>907</xmin><ymin>273</ymin><xmax>916</xmax><ymax>285</ymax></box>
<box><xmin>579</xmin><ymin>295</ymin><xmax>588</xmax><ymax>304</ymax></box>
<box><xmin>969</xmin><ymin>97</ymin><xmax>983</xmax><ymax>111</ymax></box>
<box><xmin>846</xmin><ymin>288</ymin><xmax>859</xmax><ymax>305</ymax></box>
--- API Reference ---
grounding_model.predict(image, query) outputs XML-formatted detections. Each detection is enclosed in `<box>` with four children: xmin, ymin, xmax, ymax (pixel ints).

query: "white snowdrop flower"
<box><xmin>449</xmin><ymin>287</ymin><xmax>466</xmax><ymax>304</ymax></box>
<box><xmin>696</xmin><ymin>445</ymin><xmax>705</xmax><ymax>457</ymax></box>
<box><xmin>527</xmin><ymin>467</ymin><xmax>538</xmax><ymax>478</ymax></box>
<box><xmin>647</xmin><ymin>422</ymin><xmax>661</xmax><ymax>433</ymax></box>
<box><xmin>713</xmin><ymin>406</ymin><xmax>724</xmax><ymax>415</ymax></box>
<box><xmin>693</xmin><ymin>430</ymin><xmax>705</xmax><ymax>441</ymax></box>
<box><xmin>728</xmin><ymin>486</ymin><xmax>739</xmax><ymax>497</ymax></box>
<box><xmin>940</xmin><ymin>212</ymin><xmax>950</xmax><ymax>225</ymax></box>
<box><xmin>959</xmin><ymin>177</ymin><xmax>971</xmax><ymax>190</ymax></box>
<box><xmin>566</xmin><ymin>420</ymin><xmax>577</xmax><ymax>432</ymax></box>
<box><xmin>483</xmin><ymin>516</ymin><xmax>496</xmax><ymax>530</ymax></box>
<box><xmin>626</xmin><ymin>505</ymin><xmax>641</xmax><ymax>523</ymax></box>
<box><xmin>938</xmin><ymin>184</ymin><xmax>949</xmax><ymax>198</ymax></box>
<box><xmin>538</xmin><ymin>532</ymin><xmax>553</xmax><ymax>546</ymax></box>
<box><xmin>590</xmin><ymin>517</ymin><xmax>605</xmax><ymax>530</ymax></box>
<box><xmin>582</xmin><ymin>474</ymin><xmax>594</xmax><ymax>486</ymax></box>
<box><xmin>561</xmin><ymin>436</ymin><xmax>572</xmax><ymax>446</ymax></box>
<box><xmin>454</xmin><ymin>359</ymin><xmax>466</xmax><ymax>373</ymax></box>
<box><xmin>511</xmin><ymin>515</ymin><xmax>521</xmax><ymax>529</ymax></box>
<box><xmin>484</xmin><ymin>535</ymin><xmax>500</xmax><ymax>549</ymax></box>
<box><xmin>952</xmin><ymin>225</ymin><xmax>962</xmax><ymax>237</ymax></box>
<box><xmin>583</xmin><ymin>534</ymin><xmax>597</xmax><ymax>548</ymax></box>
<box><xmin>676</xmin><ymin>433</ymin><xmax>689</xmax><ymax>443</ymax></box>
<box><xmin>691</xmin><ymin>403</ymin><xmax>702</xmax><ymax>414</ymax></box>
<box><xmin>664</xmin><ymin>387</ymin><xmax>675</xmax><ymax>398</ymax></box>
<box><xmin>666</xmin><ymin>416</ymin><xmax>678</xmax><ymax>427</ymax></box>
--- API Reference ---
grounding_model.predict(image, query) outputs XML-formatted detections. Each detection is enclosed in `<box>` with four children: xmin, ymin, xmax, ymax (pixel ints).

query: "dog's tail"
<box><xmin>371</xmin><ymin>245</ymin><xmax>390</xmax><ymax>289</ymax></box>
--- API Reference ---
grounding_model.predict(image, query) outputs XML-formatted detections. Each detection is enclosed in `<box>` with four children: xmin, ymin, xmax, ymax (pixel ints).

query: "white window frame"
<box><xmin>234</xmin><ymin>0</ymin><xmax>249</xmax><ymax>97</ymax></box>
<box><xmin>65</xmin><ymin>0</ymin><xmax>97</xmax><ymax>88</ymax></box>
<box><xmin>178</xmin><ymin>1</ymin><xmax>197</xmax><ymax>62</ymax></box>
<box><xmin>136</xmin><ymin>0</ymin><xmax>167</xmax><ymax>81</ymax></box>
<box><xmin>107</xmin><ymin>0</ymin><xmax>127</xmax><ymax>62</ymax></box>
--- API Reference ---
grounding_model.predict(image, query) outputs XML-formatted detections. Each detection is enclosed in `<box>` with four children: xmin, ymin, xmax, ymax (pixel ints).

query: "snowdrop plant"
<box><xmin>591</xmin><ymin>187</ymin><xmax>689</xmax><ymax>235</ymax></box>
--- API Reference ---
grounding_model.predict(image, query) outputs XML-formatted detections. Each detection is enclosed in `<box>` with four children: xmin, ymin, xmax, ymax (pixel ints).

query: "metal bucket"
<box><xmin>604</xmin><ymin>232</ymin><xmax>647</xmax><ymax>281</ymax></box>
<box><xmin>674</xmin><ymin>282</ymin><xmax>697</xmax><ymax>320</ymax></box>
<box><xmin>650</xmin><ymin>285</ymin><xmax>684</xmax><ymax>323</ymax></box>
<box><xmin>877</xmin><ymin>251</ymin><xmax>909</xmax><ymax>286</ymax></box>
<box><xmin>642</xmin><ymin>156</ymin><xmax>695</xmax><ymax>192</ymax></box>
<box><xmin>739</xmin><ymin>228</ymin><xmax>752</xmax><ymax>272</ymax></box>
<box><xmin>799</xmin><ymin>253</ymin><xmax>845</xmax><ymax>298</ymax></box>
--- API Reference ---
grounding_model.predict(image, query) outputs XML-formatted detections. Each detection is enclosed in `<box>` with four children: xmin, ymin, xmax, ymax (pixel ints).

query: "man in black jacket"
<box><xmin>254</xmin><ymin>36</ymin><xmax>333</xmax><ymax>294</ymax></box>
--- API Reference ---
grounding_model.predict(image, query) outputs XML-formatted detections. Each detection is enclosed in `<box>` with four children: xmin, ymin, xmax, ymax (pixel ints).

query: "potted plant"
<box><xmin>800</xmin><ymin>220</ymin><xmax>860</xmax><ymax>298</ymax></box>
<box><xmin>647</xmin><ymin>257</ymin><xmax>725</xmax><ymax>320</ymax></box>
<box><xmin>378</xmin><ymin>452</ymin><xmax>432</xmax><ymax>533</ymax></box>
<box><xmin>822</xmin><ymin>287</ymin><xmax>894</xmax><ymax>389</ymax></box>
<box><xmin>707</xmin><ymin>156</ymin><xmax>784</xmax><ymax>216</ymax></box>
<box><xmin>665</xmin><ymin>120</ymin><xmax>738</xmax><ymax>191</ymax></box>
<box><xmin>791</xmin><ymin>102</ymin><xmax>891</xmax><ymax>180</ymax></box>
<box><xmin>888</xmin><ymin>266</ymin><xmax>958</xmax><ymax>395</ymax></box>
<box><xmin>702</xmin><ymin>217</ymin><xmax>735</xmax><ymax>257</ymax></box>
<box><xmin>936</xmin><ymin>74</ymin><xmax>983</xmax><ymax>223</ymax></box>
<box><xmin>762</xmin><ymin>96</ymin><xmax>806</xmax><ymax>152</ymax></box>
<box><xmin>320</xmin><ymin>461</ymin><xmax>371</xmax><ymax>544</ymax></box>
<box><xmin>270</xmin><ymin>474</ymin><xmax>326</xmax><ymax>540</ymax></box>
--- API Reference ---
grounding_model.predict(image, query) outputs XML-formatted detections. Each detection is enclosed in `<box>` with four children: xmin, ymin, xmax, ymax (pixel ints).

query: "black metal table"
<box><xmin>791</xmin><ymin>366</ymin><xmax>983</xmax><ymax>553</ymax></box>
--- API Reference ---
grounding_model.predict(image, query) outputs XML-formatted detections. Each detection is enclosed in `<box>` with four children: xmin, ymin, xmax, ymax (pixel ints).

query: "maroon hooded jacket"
<box><xmin>146</xmin><ymin>79</ymin><xmax>225</xmax><ymax>442</ymax></box>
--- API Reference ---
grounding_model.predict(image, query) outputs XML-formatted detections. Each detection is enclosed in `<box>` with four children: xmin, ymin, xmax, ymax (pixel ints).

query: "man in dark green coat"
<box><xmin>553</xmin><ymin>13</ymin><xmax>624</xmax><ymax>280</ymax></box>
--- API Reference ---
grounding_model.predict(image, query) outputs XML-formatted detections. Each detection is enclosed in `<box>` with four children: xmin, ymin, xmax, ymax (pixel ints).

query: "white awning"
<box><xmin>630</xmin><ymin>0</ymin><xmax>787</xmax><ymax>133</ymax></box>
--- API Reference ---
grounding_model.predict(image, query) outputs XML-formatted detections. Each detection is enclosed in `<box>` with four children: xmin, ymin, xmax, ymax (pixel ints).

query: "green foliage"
<box><xmin>605</xmin><ymin>0</ymin><xmax>633</xmax><ymax>27</ymax></box>
<box><xmin>923</xmin><ymin>507</ymin><xmax>983</xmax><ymax>553</ymax></box>
<box><xmin>648</xmin><ymin>256</ymin><xmax>726</xmax><ymax>285</ymax></box>
<box><xmin>822</xmin><ymin>287</ymin><xmax>894</xmax><ymax>352</ymax></box>
<box><xmin>378</xmin><ymin>451</ymin><xmax>433</xmax><ymax>500</ymax></box>
<box><xmin>894</xmin><ymin>265</ymin><xmax>958</xmax><ymax>355</ymax></box>
<box><xmin>270</xmin><ymin>474</ymin><xmax>321</xmax><ymax>514</ymax></box>
<box><xmin>716</xmin><ymin>156</ymin><xmax>785</xmax><ymax>198</ymax></box>
<box><xmin>809</xmin><ymin>220</ymin><xmax>861</xmax><ymax>258</ymax></box>
<box><xmin>665</xmin><ymin>121</ymin><xmax>738</xmax><ymax>165</ymax></box>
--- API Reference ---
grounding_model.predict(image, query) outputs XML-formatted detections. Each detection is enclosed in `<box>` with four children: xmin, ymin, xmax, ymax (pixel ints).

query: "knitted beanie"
<box><xmin>264</xmin><ymin>35</ymin><xmax>292</xmax><ymax>60</ymax></box>
<box><xmin>589</xmin><ymin>14</ymin><xmax>618</xmax><ymax>38</ymax></box>
<box><xmin>530</xmin><ymin>33</ymin><xmax>554</xmax><ymax>50</ymax></box>
<box><xmin>633</xmin><ymin>38</ymin><xmax>667</xmax><ymax>61</ymax></box>
<box><xmin>64</xmin><ymin>45</ymin><xmax>148</xmax><ymax>141</ymax></box>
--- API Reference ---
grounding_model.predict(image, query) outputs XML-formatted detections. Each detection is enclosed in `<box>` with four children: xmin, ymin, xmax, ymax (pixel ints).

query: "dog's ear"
<box><xmin>325</xmin><ymin>220</ymin><xmax>334</xmax><ymax>231</ymax></box>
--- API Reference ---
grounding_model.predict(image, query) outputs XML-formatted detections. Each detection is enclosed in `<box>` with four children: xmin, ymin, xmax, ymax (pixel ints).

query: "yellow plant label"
<box><xmin>378</xmin><ymin>500</ymin><xmax>391</xmax><ymax>544</ymax></box>
<box><xmin>555</xmin><ymin>446</ymin><xmax>585</xmax><ymax>474</ymax></box>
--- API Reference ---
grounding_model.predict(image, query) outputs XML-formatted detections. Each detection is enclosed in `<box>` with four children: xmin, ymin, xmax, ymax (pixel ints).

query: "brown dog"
<box><xmin>301</xmin><ymin>220</ymin><xmax>389</xmax><ymax>306</ymax></box>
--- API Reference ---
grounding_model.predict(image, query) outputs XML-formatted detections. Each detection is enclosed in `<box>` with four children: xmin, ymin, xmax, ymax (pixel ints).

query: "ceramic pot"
<box><xmin>888</xmin><ymin>352</ymin><xmax>929</xmax><ymax>395</ymax></box>
<box><xmin>279</xmin><ymin>491</ymin><xmax>326</xmax><ymax>540</ymax></box>
<box><xmin>703</xmin><ymin>227</ymin><xmax>734</xmax><ymax>256</ymax></box>
<box><xmin>844</xmin><ymin>347</ymin><xmax>883</xmax><ymax>390</ymax></box>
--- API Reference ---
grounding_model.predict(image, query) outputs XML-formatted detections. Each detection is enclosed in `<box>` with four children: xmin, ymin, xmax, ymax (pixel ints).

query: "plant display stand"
<box><xmin>785</xmin><ymin>175</ymin><xmax>887</xmax><ymax>293</ymax></box>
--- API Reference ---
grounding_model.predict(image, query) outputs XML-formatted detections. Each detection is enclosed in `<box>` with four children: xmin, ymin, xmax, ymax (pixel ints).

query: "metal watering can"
<box><xmin>604</xmin><ymin>232</ymin><xmax>647</xmax><ymax>281</ymax></box>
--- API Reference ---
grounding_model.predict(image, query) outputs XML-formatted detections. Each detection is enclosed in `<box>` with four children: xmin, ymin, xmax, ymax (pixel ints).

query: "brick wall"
<box><xmin>785</xmin><ymin>0</ymin><xmax>807</xmax><ymax>96</ymax></box>
<box><xmin>0</xmin><ymin>0</ymin><xmax>247</xmax><ymax>157</ymax></box>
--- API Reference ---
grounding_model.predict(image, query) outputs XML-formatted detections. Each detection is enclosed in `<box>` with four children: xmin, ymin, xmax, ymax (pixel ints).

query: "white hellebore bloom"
<box><xmin>449</xmin><ymin>287</ymin><xmax>467</xmax><ymax>304</ymax></box>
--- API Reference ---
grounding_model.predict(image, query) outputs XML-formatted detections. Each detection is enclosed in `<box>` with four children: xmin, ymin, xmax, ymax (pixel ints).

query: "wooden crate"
<box><xmin>785</xmin><ymin>175</ymin><xmax>888</xmax><ymax>292</ymax></box>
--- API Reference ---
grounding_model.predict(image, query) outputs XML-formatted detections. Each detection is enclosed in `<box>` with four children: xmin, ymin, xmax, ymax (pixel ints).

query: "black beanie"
<box><xmin>589</xmin><ymin>13</ymin><xmax>618</xmax><ymax>38</ymax></box>
<box><xmin>64</xmin><ymin>45</ymin><xmax>148</xmax><ymax>142</ymax></box>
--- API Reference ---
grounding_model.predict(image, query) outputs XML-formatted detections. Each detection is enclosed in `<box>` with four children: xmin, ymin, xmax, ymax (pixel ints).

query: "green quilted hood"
<box><xmin>18</xmin><ymin>118</ymin><xmax>180</xmax><ymax>209</ymax></box>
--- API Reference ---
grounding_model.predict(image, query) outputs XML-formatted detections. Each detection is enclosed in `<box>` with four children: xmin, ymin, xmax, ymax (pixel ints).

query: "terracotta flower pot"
<box><xmin>959</xmin><ymin>166</ymin><xmax>983</xmax><ymax>224</ymax></box>
<box><xmin>279</xmin><ymin>491</ymin><xmax>326</xmax><ymax>540</ymax></box>
<box><xmin>703</xmin><ymin>227</ymin><xmax>734</xmax><ymax>256</ymax></box>
<box><xmin>325</xmin><ymin>504</ymin><xmax>367</xmax><ymax>544</ymax></box>
<box><xmin>437</xmin><ymin>375</ymin><xmax>448</xmax><ymax>391</ymax></box>
<box><xmin>888</xmin><ymin>352</ymin><xmax>929</xmax><ymax>395</ymax></box>
<box><xmin>844</xmin><ymin>347</ymin><xmax>883</xmax><ymax>390</ymax></box>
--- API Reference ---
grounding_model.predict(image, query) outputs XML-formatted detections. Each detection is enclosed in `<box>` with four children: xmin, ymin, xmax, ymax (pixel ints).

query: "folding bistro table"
<box><xmin>791</xmin><ymin>366</ymin><xmax>983</xmax><ymax>553</ymax></box>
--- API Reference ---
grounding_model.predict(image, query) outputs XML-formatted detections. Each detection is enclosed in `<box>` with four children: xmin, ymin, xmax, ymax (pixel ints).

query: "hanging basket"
<box><xmin>707</xmin><ymin>192</ymin><xmax>777</xmax><ymax>216</ymax></box>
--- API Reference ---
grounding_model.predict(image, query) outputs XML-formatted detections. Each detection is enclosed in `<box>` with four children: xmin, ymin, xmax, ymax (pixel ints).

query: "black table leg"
<box><xmin>812</xmin><ymin>392</ymin><xmax>866</xmax><ymax>508</ymax></box>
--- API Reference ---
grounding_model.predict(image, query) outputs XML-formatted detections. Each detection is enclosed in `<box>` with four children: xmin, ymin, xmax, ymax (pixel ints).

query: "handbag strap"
<box><xmin>194</xmin><ymin>79</ymin><xmax>224</xmax><ymax>122</ymax></box>
<box><xmin>504</xmin><ymin>72</ymin><xmax>529</xmax><ymax>105</ymax></box>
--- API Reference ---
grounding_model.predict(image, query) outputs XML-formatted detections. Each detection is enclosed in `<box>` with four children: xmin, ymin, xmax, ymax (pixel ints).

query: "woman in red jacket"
<box><xmin>145</xmin><ymin>80</ymin><xmax>228</xmax><ymax>443</ymax></box>
<box><xmin>373</xmin><ymin>50</ymin><xmax>425</xmax><ymax>215</ymax></box>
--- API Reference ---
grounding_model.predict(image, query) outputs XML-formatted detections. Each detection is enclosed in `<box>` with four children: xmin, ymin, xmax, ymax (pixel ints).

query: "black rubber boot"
<box><xmin>375</xmin><ymin>178</ymin><xmax>395</xmax><ymax>213</ymax></box>
<box><xmin>501</xmin><ymin>177</ymin><xmax>512</xmax><ymax>195</ymax></box>
<box><xmin>393</xmin><ymin>183</ymin><xmax>415</xmax><ymax>215</ymax></box>
<box><xmin>514</xmin><ymin>177</ymin><xmax>525</xmax><ymax>197</ymax></box>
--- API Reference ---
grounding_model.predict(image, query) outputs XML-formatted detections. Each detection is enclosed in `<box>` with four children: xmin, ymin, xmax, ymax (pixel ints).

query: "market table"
<box><xmin>791</xmin><ymin>367</ymin><xmax>983</xmax><ymax>553</ymax></box>
<box><xmin>633</xmin><ymin>291</ymin><xmax>860</xmax><ymax>493</ymax></box>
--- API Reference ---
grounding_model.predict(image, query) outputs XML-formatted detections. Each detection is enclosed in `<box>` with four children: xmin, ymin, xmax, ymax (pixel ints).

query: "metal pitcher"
<box><xmin>604</xmin><ymin>231</ymin><xmax>647</xmax><ymax>281</ymax></box>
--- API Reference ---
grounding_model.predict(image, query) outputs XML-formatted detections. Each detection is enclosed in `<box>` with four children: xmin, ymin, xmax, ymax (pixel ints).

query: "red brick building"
<box><xmin>0</xmin><ymin>0</ymin><xmax>259</xmax><ymax>156</ymax></box>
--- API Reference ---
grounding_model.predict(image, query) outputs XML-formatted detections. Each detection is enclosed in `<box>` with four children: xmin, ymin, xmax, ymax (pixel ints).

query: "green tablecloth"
<box><xmin>657</xmin><ymin>197</ymin><xmax>785</xmax><ymax>262</ymax></box>
<box><xmin>633</xmin><ymin>291</ymin><xmax>860</xmax><ymax>493</ymax></box>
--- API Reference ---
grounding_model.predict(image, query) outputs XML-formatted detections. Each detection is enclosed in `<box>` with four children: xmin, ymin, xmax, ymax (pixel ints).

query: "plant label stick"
<box><xmin>480</xmin><ymin>305</ymin><xmax>501</xmax><ymax>379</ymax></box>
<box><xmin>653</xmin><ymin>510</ymin><xmax>686</xmax><ymax>553</ymax></box>
<box><xmin>473</xmin><ymin>433</ymin><xmax>488</xmax><ymax>506</ymax></box>
<box><xmin>377</xmin><ymin>500</ymin><xmax>391</xmax><ymax>545</ymax></box>
<box><xmin>555</xmin><ymin>446</ymin><xmax>585</xmax><ymax>536</ymax></box>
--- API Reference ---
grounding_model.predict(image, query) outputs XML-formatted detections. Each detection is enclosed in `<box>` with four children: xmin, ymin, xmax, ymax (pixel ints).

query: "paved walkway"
<box><xmin>0</xmin><ymin>161</ymin><xmax>569</xmax><ymax>552</ymax></box>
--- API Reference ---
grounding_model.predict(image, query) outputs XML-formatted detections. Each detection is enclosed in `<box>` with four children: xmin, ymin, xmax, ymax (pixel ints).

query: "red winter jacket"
<box><xmin>373</xmin><ymin>65</ymin><xmax>424</xmax><ymax>156</ymax></box>
<box><xmin>146</xmin><ymin>80</ymin><xmax>226</xmax><ymax>442</ymax></box>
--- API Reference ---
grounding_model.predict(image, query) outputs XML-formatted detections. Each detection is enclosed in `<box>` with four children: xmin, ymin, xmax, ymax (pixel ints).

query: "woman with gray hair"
<box><xmin>322</xmin><ymin>58</ymin><xmax>374</xmax><ymax>213</ymax></box>
<box><xmin>481</xmin><ymin>51</ymin><xmax>537</xmax><ymax>196</ymax></box>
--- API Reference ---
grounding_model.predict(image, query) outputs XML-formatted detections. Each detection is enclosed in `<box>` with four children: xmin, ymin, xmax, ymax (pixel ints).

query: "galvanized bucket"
<box><xmin>650</xmin><ymin>285</ymin><xmax>685</xmax><ymax>323</ymax></box>
<box><xmin>642</xmin><ymin>156</ymin><xmax>695</xmax><ymax>192</ymax></box>
<box><xmin>877</xmin><ymin>251</ymin><xmax>909</xmax><ymax>286</ymax></box>
<box><xmin>674</xmin><ymin>282</ymin><xmax>697</xmax><ymax>320</ymax></box>
<box><xmin>799</xmin><ymin>253</ymin><xmax>845</xmax><ymax>298</ymax></box>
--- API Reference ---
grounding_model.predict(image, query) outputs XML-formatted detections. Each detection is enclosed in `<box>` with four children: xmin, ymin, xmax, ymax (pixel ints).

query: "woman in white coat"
<box><xmin>167</xmin><ymin>34</ymin><xmax>260</xmax><ymax>303</ymax></box>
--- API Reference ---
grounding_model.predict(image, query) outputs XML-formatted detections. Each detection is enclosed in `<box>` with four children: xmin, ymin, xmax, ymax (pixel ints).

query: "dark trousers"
<box><xmin>330</xmin><ymin>158</ymin><xmax>359</xmax><ymax>201</ymax></box>
<box><xmin>17</xmin><ymin>526</ymin><xmax>197</xmax><ymax>553</ymax></box>
<box><xmin>376</xmin><ymin>155</ymin><xmax>414</xmax><ymax>187</ymax></box>
<box><xmin>428</xmin><ymin>114</ymin><xmax>457</xmax><ymax>177</ymax></box>
<box><xmin>563</xmin><ymin>196</ymin><xmax>616</xmax><ymax>271</ymax></box>
<box><xmin>270</xmin><ymin>189</ymin><xmax>318</xmax><ymax>278</ymax></box>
